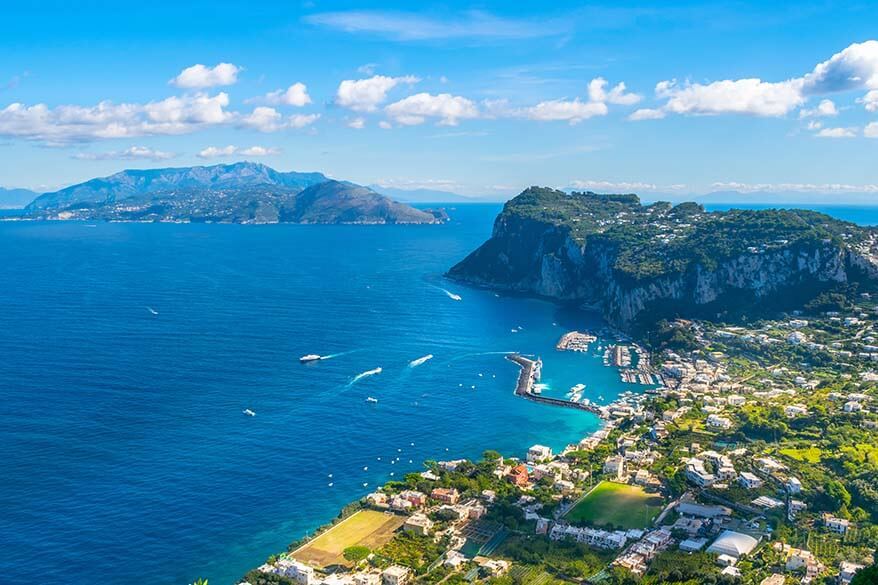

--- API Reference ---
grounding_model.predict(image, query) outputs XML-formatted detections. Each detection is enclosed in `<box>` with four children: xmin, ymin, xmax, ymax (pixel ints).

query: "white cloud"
<box><xmin>335</xmin><ymin>75</ymin><xmax>419</xmax><ymax>112</ymax></box>
<box><xmin>171</xmin><ymin>63</ymin><xmax>241</xmax><ymax>88</ymax></box>
<box><xmin>643</xmin><ymin>41</ymin><xmax>878</xmax><ymax>119</ymax></box>
<box><xmin>198</xmin><ymin>145</ymin><xmax>237</xmax><ymax>158</ymax></box>
<box><xmin>0</xmin><ymin>93</ymin><xmax>233</xmax><ymax>144</ymax></box>
<box><xmin>865</xmin><ymin>122</ymin><xmax>878</xmax><ymax>138</ymax></box>
<box><xmin>385</xmin><ymin>92</ymin><xmax>479</xmax><ymax>126</ymax></box>
<box><xmin>240</xmin><ymin>145</ymin><xmax>280</xmax><ymax>156</ymax></box>
<box><xmin>347</xmin><ymin>117</ymin><xmax>366</xmax><ymax>129</ymax></box>
<box><xmin>357</xmin><ymin>63</ymin><xmax>378</xmax><ymax>75</ymax></box>
<box><xmin>72</xmin><ymin>146</ymin><xmax>177</xmax><ymax>161</ymax></box>
<box><xmin>198</xmin><ymin>145</ymin><xmax>280</xmax><ymax>158</ymax></box>
<box><xmin>815</xmin><ymin>126</ymin><xmax>856</xmax><ymax>138</ymax></box>
<box><xmin>655</xmin><ymin>78</ymin><xmax>805</xmax><ymax>117</ymax></box>
<box><xmin>378</xmin><ymin>120</ymin><xmax>392</xmax><ymax>129</ymax></box>
<box><xmin>289</xmin><ymin>113</ymin><xmax>321</xmax><ymax>128</ymax></box>
<box><xmin>628</xmin><ymin>108</ymin><xmax>666</xmax><ymax>121</ymax></box>
<box><xmin>254</xmin><ymin>82</ymin><xmax>312</xmax><ymax>107</ymax></box>
<box><xmin>521</xmin><ymin>98</ymin><xmax>607</xmax><ymax>124</ymax></box>
<box><xmin>799</xmin><ymin>98</ymin><xmax>838</xmax><ymax>118</ymax></box>
<box><xmin>711</xmin><ymin>181</ymin><xmax>878</xmax><ymax>193</ymax></box>
<box><xmin>859</xmin><ymin>89</ymin><xmax>878</xmax><ymax>112</ymax></box>
<box><xmin>587</xmin><ymin>78</ymin><xmax>641</xmax><ymax>105</ymax></box>
<box><xmin>570</xmin><ymin>180</ymin><xmax>687</xmax><ymax>192</ymax></box>
<box><xmin>801</xmin><ymin>40</ymin><xmax>878</xmax><ymax>94</ymax></box>
<box><xmin>305</xmin><ymin>10</ymin><xmax>567</xmax><ymax>42</ymax></box>
<box><xmin>806</xmin><ymin>120</ymin><xmax>823</xmax><ymax>130</ymax></box>
<box><xmin>239</xmin><ymin>107</ymin><xmax>320</xmax><ymax>132</ymax></box>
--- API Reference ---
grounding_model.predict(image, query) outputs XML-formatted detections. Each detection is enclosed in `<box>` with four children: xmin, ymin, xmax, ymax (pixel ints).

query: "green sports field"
<box><xmin>293</xmin><ymin>510</ymin><xmax>405</xmax><ymax>568</ymax></box>
<box><xmin>565</xmin><ymin>481</ymin><xmax>663</xmax><ymax>530</ymax></box>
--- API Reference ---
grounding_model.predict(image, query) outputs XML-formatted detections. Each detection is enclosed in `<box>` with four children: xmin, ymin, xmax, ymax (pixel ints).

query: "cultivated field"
<box><xmin>293</xmin><ymin>510</ymin><xmax>406</xmax><ymax>568</ymax></box>
<box><xmin>565</xmin><ymin>481</ymin><xmax>663</xmax><ymax>530</ymax></box>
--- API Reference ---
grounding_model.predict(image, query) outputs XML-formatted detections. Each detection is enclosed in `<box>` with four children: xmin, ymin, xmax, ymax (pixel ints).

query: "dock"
<box><xmin>506</xmin><ymin>354</ymin><xmax>604</xmax><ymax>416</ymax></box>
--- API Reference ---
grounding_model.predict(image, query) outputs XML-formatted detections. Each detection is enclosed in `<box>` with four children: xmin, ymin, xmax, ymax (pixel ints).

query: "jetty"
<box><xmin>556</xmin><ymin>331</ymin><xmax>597</xmax><ymax>352</ymax></box>
<box><xmin>506</xmin><ymin>354</ymin><xmax>604</xmax><ymax>416</ymax></box>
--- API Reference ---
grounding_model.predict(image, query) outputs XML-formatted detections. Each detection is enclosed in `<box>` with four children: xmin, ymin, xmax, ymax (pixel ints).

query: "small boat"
<box><xmin>145</xmin><ymin>306</ymin><xmax>159</xmax><ymax>316</ymax></box>
<box><xmin>243</xmin><ymin>409</ymin><xmax>256</xmax><ymax>416</ymax></box>
<box><xmin>328</xmin><ymin>482</ymin><xmax>333</xmax><ymax>487</ymax></box>
<box><xmin>366</xmin><ymin>396</ymin><xmax>378</xmax><ymax>403</ymax></box>
<box><xmin>363</xmin><ymin>466</ymin><xmax>368</xmax><ymax>471</ymax></box>
<box><xmin>299</xmin><ymin>354</ymin><xmax>322</xmax><ymax>363</ymax></box>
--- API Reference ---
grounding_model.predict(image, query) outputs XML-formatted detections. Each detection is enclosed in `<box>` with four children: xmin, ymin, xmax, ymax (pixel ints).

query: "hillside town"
<box><xmin>242</xmin><ymin>298</ymin><xmax>878</xmax><ymax>585</ymax></box>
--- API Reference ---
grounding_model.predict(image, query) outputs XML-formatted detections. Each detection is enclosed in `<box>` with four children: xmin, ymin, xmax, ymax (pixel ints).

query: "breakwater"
<box><xmin>506</xmin><ymin>354</ymin><xmax>604</xmax><ymax>415</ymax></box>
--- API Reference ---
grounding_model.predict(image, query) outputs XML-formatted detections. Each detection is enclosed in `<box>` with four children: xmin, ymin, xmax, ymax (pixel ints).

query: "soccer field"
<box><xmin>565</xmin><ymin>481</ymin><xmax>663</xmax><ymax>530</ymax></box>
<box><xmin>293</xmin><ymin>510</ymin><xmax>406</xmax><ymax>568</ymax></box>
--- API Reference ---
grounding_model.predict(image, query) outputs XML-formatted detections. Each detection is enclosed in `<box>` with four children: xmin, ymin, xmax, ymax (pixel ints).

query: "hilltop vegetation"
<box><xmin>450</xmin><ymin>188</ymin><xmax>878</xmax><ymax>334</ymax></box>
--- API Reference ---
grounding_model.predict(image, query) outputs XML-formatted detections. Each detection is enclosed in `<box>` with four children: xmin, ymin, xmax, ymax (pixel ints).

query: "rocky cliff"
<box><xmin>449</xmin><ymin>188</ymin><xmax>878</xmax><ymax>331</ymax></box>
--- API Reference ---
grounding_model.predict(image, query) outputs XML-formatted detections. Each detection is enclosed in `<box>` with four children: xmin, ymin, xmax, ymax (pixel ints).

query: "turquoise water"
<box><xmin>2</xmin><ymin>202</ymin><xmax>874</xmax><ymax>585</ymax></box>
<box><xmin>0</xmin><ymin>205</ymin><xmax>625</xmax><ymax>585</ymax></box>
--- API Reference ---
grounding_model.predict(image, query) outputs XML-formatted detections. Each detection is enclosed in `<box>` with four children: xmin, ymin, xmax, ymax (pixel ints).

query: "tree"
<box><xmin>343</xmin><ymin>546</ymin><xmax>371</xmax><ymax>564</ymax></box>
<box><xmin>850</xmin><ymin>564</ymin><xmax>878</xmax><ymax>585</ymax></box>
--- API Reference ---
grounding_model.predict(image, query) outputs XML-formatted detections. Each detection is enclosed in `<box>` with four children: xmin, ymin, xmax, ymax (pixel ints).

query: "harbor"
<box><xmin>506</xmin><ymin>353</ymin><xmax>605</xmax><ymax>415</ymax></box>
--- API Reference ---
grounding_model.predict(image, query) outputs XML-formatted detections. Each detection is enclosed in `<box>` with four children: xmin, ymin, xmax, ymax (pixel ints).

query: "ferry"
<box><xmin>299</xmin><ymin>354</ymin><xmax>322</xmax><ymax>363</ymax></box>
<box><xmin>242</xmin><ymin>409</ymin><xmax>256</xmax><ymax>416</ymax></box>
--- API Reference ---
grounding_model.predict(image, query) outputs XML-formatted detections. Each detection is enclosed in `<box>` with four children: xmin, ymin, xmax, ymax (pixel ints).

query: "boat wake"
<box><xmin>431</xmin><ymin>285</ymin><xmax>462</xmax><ymax>301</ymax></box>
<box><xmin>320</xmin><ymin>349</ymin><xmax>361</xmax><ymax>361</ymax></box>
<box><xmin>350</xmin><ymin>367</ymin><xmax>382</xmax><ymax>384</ymax></box>
<box><xmin>409</xmin><ymin>354</ymin><xmax>433</xmax><ymax>368</ymax></box>
<box><xmin>145</xmin><ymin>306</ymin><xmax>159</xmax><ymax>316</ymax></box>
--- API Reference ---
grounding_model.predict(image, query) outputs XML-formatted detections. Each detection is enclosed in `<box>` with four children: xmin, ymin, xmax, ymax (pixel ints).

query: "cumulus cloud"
<box><xmin>654</xmin><ymin>78</ymin><xmax>805</xmax><ymax>117</ymax></box>
<box><xmin>198</xmin><ymin>145</ymin><xmax>280</xmax><ymax>158</ymax></box>
<box><xmin>385</xmin><ymin>92</ymin><xmax>479</xmax><ymax>126</ymax></box>
<box><xmin>569</xmin><ymin>180</ymin><xmax>687</xmax><ymax>192</ymax></box>
<box><xmin>801</xmin><ymin>40</ymin><xmax>878</xmax><ymax>94</ymax></box>
<box><xmin>521</xmin><ymin>99</ymin><xmax>607</xmax><ymax>124</ymax></box>
<box><xmin>712</xmin><ymin>181</ymin><xmax>878</xmax><ymax>193</ymax></box>
<box><xmin>815</xmin><ymin>126</ymin><xmax>856</xmax><ymax>138</ymax></box>
<box><xmin>587</xmin><ymin>78</ymin><xmax>641</xmax><ymax>105</ymax></box>
<box><xmin>347</xmin><ymin>117</ymin><xmax>366</xmax><ymax>129</ymax></box>
<box><xmin>859</xmin><ymin>89</ymin><xmax>878</xmax><ymax>112</ymax></box>
<box><xmin>71</xmin><ymin>146</ymin><xmax>177</xmax><ymax>161</ymax></box>
<box><xmin>336</xmin><ymin>74</ymin><xmax>420</xmax><ymax>112</ymax></box>
<box><xmin>239</xmin><ymin>107</ymin><xmax>320</xmax><ymax>132</ymax></box>
<box><xmin>171</xmin><ymin>63</ymin><xmax>241</xmax><ymax>88</ymax></box>
<box><xmin>628</xmin><ymin>108</ymin><xmax>666</xmax><ymax>121</ymax></box>
<box><xmin>866</xmin><ymin>122</ymin><xmax>878</xmax><ymax>138</ymax></box>
<box><xmin>638</xmin><ymin>40</ymin><xmax>878</xmax><ymax>119</ymax></box>
<box><xmin>0</xmin><ymin>93</ymin><xmax>233</xmax><ymax>144</ymax></box>
<box><xmin>253</xmin><ymin>82</ymin><xmax>312</xmax><ymax>107</ymax></box>
<box><xmin>799</xmin><ymin>98</ymin><xmax>838</xmax><ymax>118</ymax></box>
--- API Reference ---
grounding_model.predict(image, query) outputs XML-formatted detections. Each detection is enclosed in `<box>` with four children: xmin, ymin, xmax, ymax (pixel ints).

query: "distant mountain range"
<box><xmin>0</xmin><ymin>187</ymin><xmax>39</xmax><ymax>209</ymax></box>
<box><xmin>23</xmin><ymin>162</ymin><xmax>446</xmax><ymax>225</ymax></box>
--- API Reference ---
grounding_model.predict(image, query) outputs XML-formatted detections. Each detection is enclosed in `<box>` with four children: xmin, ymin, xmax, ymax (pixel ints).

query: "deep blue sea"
<box><xmin>0</xmin><ymin>205</ymin><xmax>626</xmax><ymax>585</ymax></box>
<box><xmin>2</xmin><ymin>202</ymin><xmax>876</xmax><ymax>585</ymax></box>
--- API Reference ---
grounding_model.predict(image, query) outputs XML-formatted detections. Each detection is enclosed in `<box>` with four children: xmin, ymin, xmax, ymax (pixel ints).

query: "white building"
<box><xmin>603</xmin><ymin>455</ymin><xmax>626</xmax><ymax>479</ymax></box>
<box><xmin>739</xmin><ymin>472</ymin><xmax>763</xmax><ymax>489</ymax></box>
<box><xmin>786</xmin><ymin>476</ymin><xmax>802</xmax><ymax>494</ymax></box>
<box><xmin>706</xmin><ymin>414</ymin><xmax>732</xmax><ymax>429</ymax></box>
<box><xmin>527</xmin><ymin>444</ymin><xmax>553</xmax><ymax>462</ymax></box>
<box><xmin>823</xmin><ymin>514</ymin><xmax>851</xmax><ymax>534</ymax></box>
<box><xmin>382</xmin><ymin>566</ymin><xmax>411</xmax><ymax>585</ymax></box>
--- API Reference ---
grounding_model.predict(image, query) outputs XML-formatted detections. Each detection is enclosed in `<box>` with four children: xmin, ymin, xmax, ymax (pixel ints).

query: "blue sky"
<box><xmin>2</xmin><ymin>0</ymin><xmax>878</xmax><ymax>199</ymax></box>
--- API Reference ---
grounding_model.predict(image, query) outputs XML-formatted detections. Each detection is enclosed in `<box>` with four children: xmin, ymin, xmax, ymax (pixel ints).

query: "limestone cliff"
<box><xmin>449</xmin><ymin>188</ymin><xmax>878</xmax><ymax>331</ymax></box>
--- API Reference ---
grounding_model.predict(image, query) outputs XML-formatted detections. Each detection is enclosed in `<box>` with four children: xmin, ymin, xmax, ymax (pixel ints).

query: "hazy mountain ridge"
<box><xmin>21</xmin><ymin>163</ymin><xmax>445</xmax><ymax>225</ymax></box>
<box><xmin>0</xmin><ymin>188</ymin><xmax>39</xmax><ymax>209</ymax></box>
